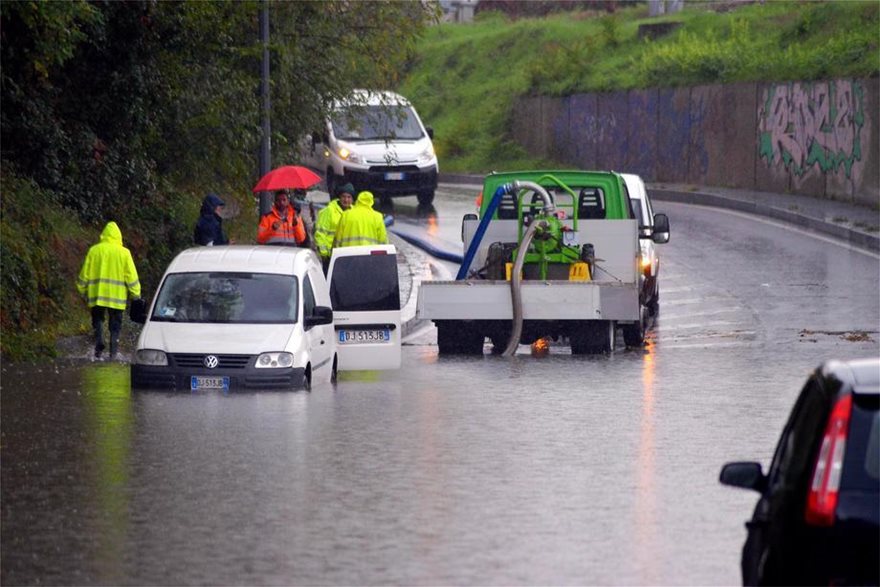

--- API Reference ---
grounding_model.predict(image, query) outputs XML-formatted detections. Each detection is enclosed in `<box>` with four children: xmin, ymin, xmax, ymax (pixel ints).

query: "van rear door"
<box><xmin>328</xmin><ymin>244</ymin><xmax>401</xmax><ymax>370</ymax></box>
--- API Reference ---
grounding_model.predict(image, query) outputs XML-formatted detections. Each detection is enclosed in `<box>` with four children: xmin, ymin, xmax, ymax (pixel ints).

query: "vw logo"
<box><xmin>203</xmin><ymin>355</ymin><xmax>219</xmax><ymax>369</ymax></box>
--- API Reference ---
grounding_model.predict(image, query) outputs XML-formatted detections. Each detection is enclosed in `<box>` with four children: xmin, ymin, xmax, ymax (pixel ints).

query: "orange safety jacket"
<box><xmin>257</xmin><ymin>205</ymin><xmax>307</xmax><ymax>245</ymax></box>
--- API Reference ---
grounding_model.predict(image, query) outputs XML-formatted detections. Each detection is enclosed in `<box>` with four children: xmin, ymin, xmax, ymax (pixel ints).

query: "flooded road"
<box><xmin>2</xmin><ymin>186</ymin><xmax>878</xmax><ymax>585</ymax></box>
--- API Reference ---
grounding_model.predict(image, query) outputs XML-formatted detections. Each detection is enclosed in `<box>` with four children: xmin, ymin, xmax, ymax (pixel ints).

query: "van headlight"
<box><xmin>256</xmin><ymin>352</ymin><xmax>294</xmax><ymax>368</ymax></box>
<box><xmin>136</xmin><ymin>349</ymin><xmax>168</xmax><ymax>366</ymax></box>
<box><xmin>417</xmin><ymin>144</ymin><xmax>435</xmax><ymax>164</ymax></box>
<box><xmin>337</xmin><ymin>146</ymin><xmax>363</xmax><ymax>164</ymax></box>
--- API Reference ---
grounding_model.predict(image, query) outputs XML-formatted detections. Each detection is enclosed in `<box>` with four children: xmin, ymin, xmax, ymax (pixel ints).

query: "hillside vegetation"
<box><xmin>400</xmin><ymin>1</ymin><xmax>879</xmax><ymax>172</ymax></box>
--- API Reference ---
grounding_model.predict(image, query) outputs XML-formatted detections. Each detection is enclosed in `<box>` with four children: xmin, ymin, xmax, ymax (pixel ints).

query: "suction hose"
<box><xmin>502</xmin><ymin>219</ymin><xmax>542</xmax><ymax>357</ymax></box>
<box><xmin>512</xmin><ymin>180</ymin><xmax>555</xmax><ymax>215</ymax></box>
<box><xmin>456</xmin><ymin>183</ymin><xmax>513</xmax><ymax>280</ymax></box>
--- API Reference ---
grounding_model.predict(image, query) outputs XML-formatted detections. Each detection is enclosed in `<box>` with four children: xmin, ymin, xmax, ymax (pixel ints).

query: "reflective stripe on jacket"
<box><xmin>76</xmin><ymin>221</ymin><xmax>141</xmax><ymax>310</ymax></box>
<box><xmin>257</xmin><ymin>205</ymin><xmax>306</xmax><ymax>245</ymax></box>
<box><xmin>333</xmin><ymin>191</ymin><xmax>387</xmax><ymax>248</ymax></box>
<box><xmin>314</xmin><ymin>199</ymin><xmax>345</xmax><ymax>259</ymax></box>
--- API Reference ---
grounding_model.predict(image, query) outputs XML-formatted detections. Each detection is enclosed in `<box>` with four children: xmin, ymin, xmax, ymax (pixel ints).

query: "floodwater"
<box><xmin>2</xmin><ymin>189</ymin><xmax>878</xmax><ymax>585</ymax></box>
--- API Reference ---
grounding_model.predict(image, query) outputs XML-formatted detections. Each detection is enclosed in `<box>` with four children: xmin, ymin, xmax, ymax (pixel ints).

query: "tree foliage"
<box><xmin>0</xmin><ymin>0</ymin><xmax>438</xmax><ymax>359</ymax></box>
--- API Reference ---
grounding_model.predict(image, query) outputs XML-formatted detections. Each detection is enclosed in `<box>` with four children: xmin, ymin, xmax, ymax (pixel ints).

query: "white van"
<box><xmin>327</xmin><ymin>244</ymin><xmax>402</xmax><ymax>370</ymax></box>
<box><xmin>302</xmin><ymin>90</ymin><xmax>439</xmax><ymax>205</ymax></box>
<box><xmin>130</xmin><ymin>246</ymin><xmax>336</xmax><ymax>391</ymax></box>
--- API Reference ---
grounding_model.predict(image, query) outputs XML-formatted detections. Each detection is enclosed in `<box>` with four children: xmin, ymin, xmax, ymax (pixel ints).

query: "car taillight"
<box><xmin>805</xmin><ymin>394</ymin><xmax>852</xmax><ymax>526</ymax></box>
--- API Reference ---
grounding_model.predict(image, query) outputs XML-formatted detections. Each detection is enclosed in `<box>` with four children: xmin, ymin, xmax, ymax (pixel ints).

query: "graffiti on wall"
<box><xmin>758</xmin><ymin>80</ymin><xmax>865</xmax><ymax>180</ymax></box>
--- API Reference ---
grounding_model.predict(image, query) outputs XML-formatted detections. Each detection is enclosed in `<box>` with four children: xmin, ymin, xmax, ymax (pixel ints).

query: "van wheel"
<box><xmin>325</xmin><ymin>170</ymin><xmax>337</xmax><ymax>196</ymax></box>
<box><xmin>302</xmin><ymin>365</ymin><xmax>312</xmax><ymax>391</ymax></box>
<box><xmin>623</xmin><ymin>306</ymin><xmax>647</xmax><ymax>347</ymax></box>
<box><xmin>417</xmin><ymin>190</ymin><xmax>434</xmax><ymax>205</ymax></box>
<box><xmin>330</xmin><ymin>356</ymin><xmax>338</xmax><ymax>384</ymax></box>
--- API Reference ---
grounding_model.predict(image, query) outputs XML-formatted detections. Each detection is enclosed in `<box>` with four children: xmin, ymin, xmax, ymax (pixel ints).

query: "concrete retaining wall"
<box><xmin>512</xmin><ymin>78</ymin><xmax>879</xmax><ymax>207</ymax></box>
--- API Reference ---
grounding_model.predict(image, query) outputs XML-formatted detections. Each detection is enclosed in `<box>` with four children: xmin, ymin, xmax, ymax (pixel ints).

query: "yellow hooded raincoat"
<box><xmin>333</xmin><ymin>191</ymin><xmax>387</xmax><ymax>248</ymax></box>
<box><xmin>314</xmin><ymin>198</ymin><xmax>346</xmax><ymax>259</ymax></box>
<box><xmin>77</xmin><ymin>221</ymin><xmax>141</xmax><ymax>310</ymax></box>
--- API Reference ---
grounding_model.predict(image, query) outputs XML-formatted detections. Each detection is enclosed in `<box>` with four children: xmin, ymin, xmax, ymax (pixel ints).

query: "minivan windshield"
<box><xmin>151</xmin><ymin>272</ymin><xmax>298</xmax><ymax>324</ymax></box>
<box><xmin>331</xmin><ymin>105</ymin><xmax>424</xmax><ymax>141</ymax></box>
<box><xmin>330</xmin><ymin>254</ymin><xmax>400</xmax><ymax>311</ymax></box>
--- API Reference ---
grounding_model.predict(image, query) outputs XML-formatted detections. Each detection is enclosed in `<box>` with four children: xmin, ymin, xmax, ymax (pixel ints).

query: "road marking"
<box><xmin>661</xmin><ymin>298</ymin><xmax>706</xmax><ymax>306</ymax></box>
<box><xmin>656</xmin><ymin>340</ymin><xmax>756</xmax><ymax>350</ymax></box>
<box><xmin>660</xmin><ymin>307</ymin><xmax>748</xmax><ymax>320</ymax></box>
<box><xmin>657</xmin><ymin>320</ymin><xmax>741</xmax><ymax>331</ymax></box>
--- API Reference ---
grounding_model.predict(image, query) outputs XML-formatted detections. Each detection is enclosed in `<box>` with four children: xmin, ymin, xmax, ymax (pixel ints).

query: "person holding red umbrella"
<box><xmin>257</xmin><ymin>190</ymin><xmax>308</xmax><ymax>246</ymax></box>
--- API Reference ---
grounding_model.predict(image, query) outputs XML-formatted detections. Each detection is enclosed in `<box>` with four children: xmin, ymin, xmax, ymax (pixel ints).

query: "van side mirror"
<box><xmin>719</xmin><ymin>461</ymin><xmax>766</xmax><ymax>493</ymax></box>
<box><xmin>425</xmin><ymin>126</ymin><xmax>434</xmax><ymax>140</ymax></box>
<box><xmin>305</xmin><ymin>305</ymin><xmax>333</xmax><ymax>329</ymax></box>
<box><xmin>129</xmin><ymin>298</ymin><xmax>148</xmax><ymax>324</ymax></box>
<box><xmin>462</xmin><ymin>213</ymin><xmax>478</xmax><ymax>242</ymax></box>
<box><xmin>652</xmin><ymin>213</ymin><xmax>670</xmax><ymax>244</ymax></box>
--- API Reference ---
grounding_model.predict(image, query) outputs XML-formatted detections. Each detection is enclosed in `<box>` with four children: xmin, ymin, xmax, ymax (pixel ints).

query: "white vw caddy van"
<box><xmin>302</xmin><ymin>90</ymin><xmax>439</xmax><ymax>205</ymax></box>
<box><xmin>130</xmin><ymin>246</ymin><xmax>336</xmax><ymax>391</ymax></box>
<box><xmin>327</xmin><ymin>244</ymin><xmax>402</xmax><ymax>370</ymax></box>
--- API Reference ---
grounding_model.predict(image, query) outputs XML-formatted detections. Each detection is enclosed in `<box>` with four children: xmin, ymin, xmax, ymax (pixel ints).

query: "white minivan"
<box><xmin>327</xmin><ymin>244</ymin><xmax>402</xmax><ymax>370</ymax></box>
<box><xmin>302</xmin><ymin>90</ymin><xmax>439</xmax><ymax>205</ymax></box>
<box><xmin>130</xmin><ymin>246</ymin><xmax>336</xmax><ymax>391</ymax></box>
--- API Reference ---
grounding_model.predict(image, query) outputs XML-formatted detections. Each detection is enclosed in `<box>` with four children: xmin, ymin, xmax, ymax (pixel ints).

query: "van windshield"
<box><xmin>331</xmin><ymin>105</ymin><xmax>424</xmax><ymax>141</ymax></box>
<box><xmin>151</xmin><ymin>272</ymin><xmax>298</xmax><ymax>324</ymax></box>
<box><xmin>330</xmin><ymin>254</ymin><xmax>400</xmax><ymax>312</ymax></box>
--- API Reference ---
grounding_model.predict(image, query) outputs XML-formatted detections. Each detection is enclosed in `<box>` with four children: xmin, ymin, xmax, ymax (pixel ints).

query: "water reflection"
<box><xmin>635</xmin><ymin>343</ymin><xmax>657</xmax><ymax>582</ymax></box>
<box><xmin>81</xmin><ymin>363</ymin><xmax>133</xmax><ymax>584</ymax></box>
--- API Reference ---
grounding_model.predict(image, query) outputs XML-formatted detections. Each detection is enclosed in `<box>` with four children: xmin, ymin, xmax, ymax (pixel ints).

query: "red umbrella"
<box><xmin>252</xmin><ymin>165</ymin><xmax>321</xmax><ymax>193</ymax></box>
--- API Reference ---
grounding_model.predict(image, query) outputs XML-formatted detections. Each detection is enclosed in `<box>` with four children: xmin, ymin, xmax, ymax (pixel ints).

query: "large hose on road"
<box><xmin>502</xmin><ymin>219</ymin><xmax>542</xmax><ymax>357</ymax></box>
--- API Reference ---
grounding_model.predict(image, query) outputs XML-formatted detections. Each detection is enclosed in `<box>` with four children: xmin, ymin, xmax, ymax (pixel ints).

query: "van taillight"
<box><xmin>805</xmin><ymin>394</ymin><xmax>852</xmax><ymax>526</ymax></box>
<box><xmin>370</xmin><ymin>250</ymin><xmax>388</xmax><ymax>255</ymax></box>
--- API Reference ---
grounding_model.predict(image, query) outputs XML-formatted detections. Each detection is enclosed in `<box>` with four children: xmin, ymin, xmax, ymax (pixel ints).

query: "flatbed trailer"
<box><xmin>417</xmin><ymin>170</ymin><xmax>658</xmax><ymax>355</ymax></box>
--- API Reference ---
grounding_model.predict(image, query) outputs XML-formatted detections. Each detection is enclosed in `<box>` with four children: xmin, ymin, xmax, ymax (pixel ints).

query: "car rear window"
<box><xmin>330</xmin><ymin>254</ymin><xmax>400</xmax><ymax>312</ymax></box>
<box><xmin>842</xmin><ymin>396</ymin><xmax>880</xmax><ymax>490</ymax></box>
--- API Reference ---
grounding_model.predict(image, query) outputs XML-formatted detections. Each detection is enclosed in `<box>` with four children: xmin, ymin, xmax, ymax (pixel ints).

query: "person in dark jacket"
<box><xmin>193</xmin><ymin>193</ymin><xmax>230</xmax><ymax>246</ymax></box>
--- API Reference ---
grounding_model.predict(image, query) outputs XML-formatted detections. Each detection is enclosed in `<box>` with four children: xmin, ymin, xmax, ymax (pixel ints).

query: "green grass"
<box><xmin>400</xmin><ymin>1</ymin><xmax>879</xmax><ymax>173</ymax></box>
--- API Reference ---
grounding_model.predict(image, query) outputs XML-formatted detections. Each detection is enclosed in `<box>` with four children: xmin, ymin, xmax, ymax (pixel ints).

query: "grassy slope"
<box><xmin>400</xmin><ymin>1</ymin><xmax>879</xmax><ymax>173</ymax></box>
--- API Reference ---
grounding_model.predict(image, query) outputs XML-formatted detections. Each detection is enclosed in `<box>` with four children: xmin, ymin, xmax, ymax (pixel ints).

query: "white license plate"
<box><xmin>191</xmin><ymin>375</ymin><xmax>230</xmax><ymax>390</ymax></box>
<box><xmin>338</xmin><ymin>329</ymin><xmax>391</xmax><ymax>344</ymax></box>
<box><xmin>384</xmin><ymin>172</ymin><xmax>405</xmax><ymax>181</ymax></box>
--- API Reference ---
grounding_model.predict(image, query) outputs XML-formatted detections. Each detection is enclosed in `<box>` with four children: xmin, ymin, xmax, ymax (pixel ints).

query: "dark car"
<box><xmin>720</xmin><ymin>358</ymin><xmax>879</xmax><ymax>586</ymax></box>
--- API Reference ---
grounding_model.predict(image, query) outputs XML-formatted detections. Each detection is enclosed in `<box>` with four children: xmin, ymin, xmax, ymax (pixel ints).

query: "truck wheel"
<box><xmin>572</xmin><ymin>320</ymin><xmax>616</xmax><ymax>354</ymax></box>
<box><xmin>623</xmin><ymin>306</ymin><xmax>647</xmax><ymax>347</ymax></box>
<box><xmin>417</xmin><ymin>190</ymin><xmax>435</xmax><ymax>205</ymax></box>
<box><xmin>437</xmin><ymin>321</ymin><xmax>484</xmax><ymax>355</ymax></box>
<box><xmin>490</xmin><ymin>332</ymin><xmax>510</xmax><ymax>354</ymax></box>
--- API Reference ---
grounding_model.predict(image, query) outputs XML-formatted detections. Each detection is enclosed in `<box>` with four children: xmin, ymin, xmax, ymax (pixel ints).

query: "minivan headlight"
<box><xmin>136</xmin><ymin>349</ymin><xmax>168</xmax><ymax>366</ymax></box>
<box><xmin>417</xmin><ymin>144</ymin><xmax>435</xmax><ymax>164</ymax></box>
<box><xmin>256</xmin><ymin>352</ymin><xmax>294</xmax><ymax>368</ymax></box>
<box><xmin>337</xmin><ymin>146</ymin><xmax>363</xmax><ymax>164</ymax></box>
